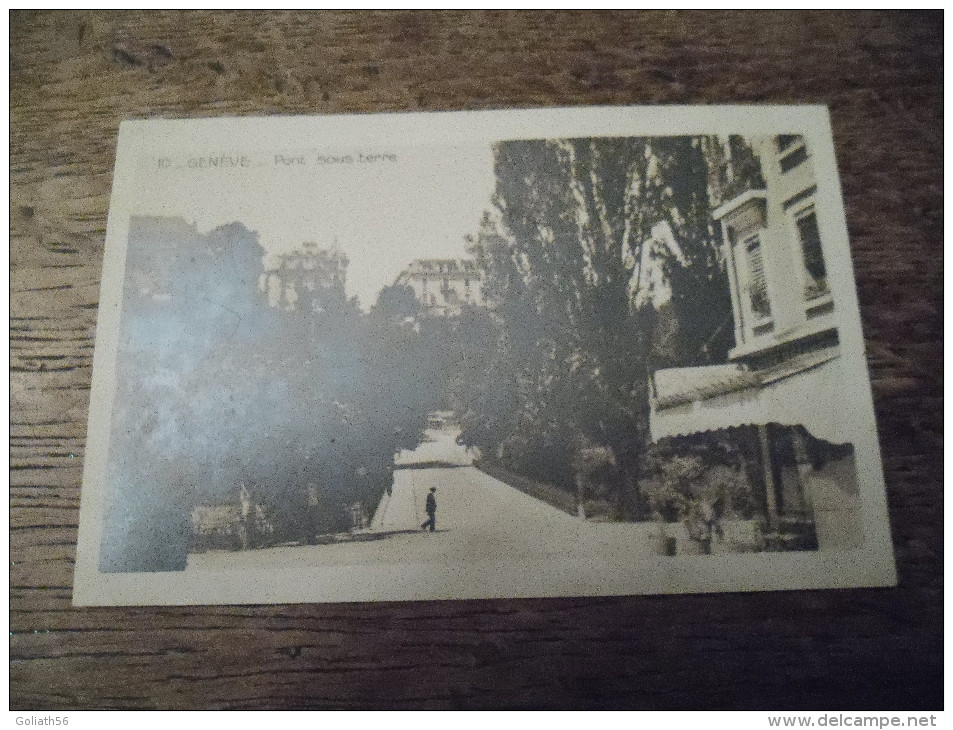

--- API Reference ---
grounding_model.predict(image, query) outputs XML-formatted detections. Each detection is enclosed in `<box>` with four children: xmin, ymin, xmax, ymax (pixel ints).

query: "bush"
<box><xmin>640</xmin><ymin>433</ymin><xmax>757</xmax><ymax>529</ymax></box>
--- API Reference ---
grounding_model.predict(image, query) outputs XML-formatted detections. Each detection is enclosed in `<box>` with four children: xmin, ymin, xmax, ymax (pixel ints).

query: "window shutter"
<box><xmin>745</xmin><ymin>235</ymin><xmax>771</xmax><ymax>318</ymax></box>
<box><xmin>795</xmin><ymin>210</ymin><xmax>828</xmax><ymax>299</ymax></box>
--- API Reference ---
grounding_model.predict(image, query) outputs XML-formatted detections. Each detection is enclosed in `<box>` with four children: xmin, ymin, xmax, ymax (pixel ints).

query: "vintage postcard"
<box><xmin>73</xmin><ymin>106</ymin><xmax>896</xmax><ymax>606</ymax></box>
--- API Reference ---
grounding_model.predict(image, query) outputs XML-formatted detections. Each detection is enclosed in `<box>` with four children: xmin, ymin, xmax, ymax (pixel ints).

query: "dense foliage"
<box><xmin>100</xmin><ymin>134</ymin><xmax>766</xmax><ymax>570</ymax></box>
<box><xmin>454</xmin><ymin>135</ymin><xmax>763</xmax><ymax>520</ymax></box>
<box><xmin>100</xmin><ymin>220</ymin><xmax>434</xmax><ymax>571</ymax></box>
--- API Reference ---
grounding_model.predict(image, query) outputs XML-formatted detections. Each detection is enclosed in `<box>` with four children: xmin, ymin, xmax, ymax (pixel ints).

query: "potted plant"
<box><xmin>641</xmin><ymin>476</ymin><xmax>686</xmax><ymax>556</ymax></box>
<box><xmin>680</xmin><ymin>499</ymin><xmax>715</xmax><ymax>555</ymax></box>
<box><xmin>642</xmin><ymin>450</ymin><xmax>707</xmax><ymax>556</ymax></box>
<box><xmin>644</xmin><ymin>436</ymin><xmax>765</xmax><ymax>555</ymax></box>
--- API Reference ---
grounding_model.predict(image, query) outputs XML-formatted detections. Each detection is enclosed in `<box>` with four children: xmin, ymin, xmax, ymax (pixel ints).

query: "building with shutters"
<box><xmin>395</xmin><ymin>258</ymin><xmax>486</xmax><ymax>317</ymax></box>
<box><xmin>649</xmin><ymin>134</ymin><xmax>861</xmax><ymax>552</ymax></box>
<box><xmin>714</xmin><ymin>134</ymin><xmax>834</xmax><ymax>357</ymax></box>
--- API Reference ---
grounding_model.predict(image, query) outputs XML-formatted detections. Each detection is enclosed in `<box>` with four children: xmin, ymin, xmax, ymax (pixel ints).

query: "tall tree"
<box><xmin>462</xmin><ymin>138</ymin><xmax>655</xmax><ymax>515</ymax></box>
<box><xmin>100</xmin><ymin>220</ymin><xmax>436</xmax><ymax>570</ymax></box>
<box><xmin>459</xmin><ymin>134</ymin><xmax>763</xmax><ymax>519</ymax></box>
<box><xmin>648</xmin><ymin>136</ymin><xmax>764</xmax><ymax>366</ymax></box>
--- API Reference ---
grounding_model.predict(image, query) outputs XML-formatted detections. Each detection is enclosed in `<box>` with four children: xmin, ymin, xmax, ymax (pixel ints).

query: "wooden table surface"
<box><xmin>10</xmin><ymin>10</ymin><xmax>942</xmax><ymax>710</ymax></box>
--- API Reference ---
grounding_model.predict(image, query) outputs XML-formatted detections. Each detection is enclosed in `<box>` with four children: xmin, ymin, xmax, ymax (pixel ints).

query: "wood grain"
<box><xmin>10</xmin><ymin>10</ymin><xmax>942</xmax><ymax>710</ymax></box>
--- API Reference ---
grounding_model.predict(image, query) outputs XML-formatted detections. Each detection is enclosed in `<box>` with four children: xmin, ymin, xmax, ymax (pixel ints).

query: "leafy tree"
<box><xmin>101</xmin><ymin>219</ymin><xmax>276</xmax><ymax>571</ymax></box>
<box><xmin>649</xmin><ymin>136</ymin><xmax>764</xmax><ymax>366</ymax></box>
<box><xmin>460</xmin><ymin>138</ymin><xmax>656</xmax><ymax>517</ymax></box>
<box><xmin>101</xmin><ymin>220</ymin><xmax>435</xmax><ymax>571</ymax></box>
<box><xmin>459</xmin><ymin>134</ymin><xmax>763</xmax><ymax>520</ymax></box>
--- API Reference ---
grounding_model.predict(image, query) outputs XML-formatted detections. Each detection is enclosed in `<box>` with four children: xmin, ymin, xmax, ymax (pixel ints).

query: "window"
<box><xmin>776</xmin><ymin>135</ymin><xmax>808</xmax><ymax>173</ymax></box>
<box><xmin>777</xmin><ymin>135</ymin><xmax>800</xmax><ymax>152</ymax></box>
<box><xmin>744</xmin><ymin>234</ymin><xmax>771</xmax><ymax>319</ymax></box>
<box><xmin>780</xmin><ymin>146</ymin><xmax>808</xmax><ymax>172</ymax></box>
<box><xmin>793</xmin><ymin>207</ymin><xmax>828</xmax><ymax>299</ymax></box>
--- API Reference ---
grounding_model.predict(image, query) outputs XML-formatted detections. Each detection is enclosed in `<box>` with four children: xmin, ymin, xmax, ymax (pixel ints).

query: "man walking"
<box><xmin>421</xmin><ymin>487</ymin><xmax>437</xmax><ymax>532</ymax></box>
<box><xmin>239</xmin><ymin>483</ymin><xmax>254</xmax><ymax>550</ymax></box>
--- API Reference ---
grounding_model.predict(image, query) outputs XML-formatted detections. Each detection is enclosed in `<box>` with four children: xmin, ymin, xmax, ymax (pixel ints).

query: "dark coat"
<box><xmin>425</xmin><ymin>492</ymin><xmax>437</xmax><ymax>515</ymax></box>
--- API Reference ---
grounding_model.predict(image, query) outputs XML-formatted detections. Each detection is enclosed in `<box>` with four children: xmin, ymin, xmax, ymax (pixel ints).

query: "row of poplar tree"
<box><xmin>447</xmin><ymin>135</ymin><xmax>764</xmax><ymax>520</ymax></box>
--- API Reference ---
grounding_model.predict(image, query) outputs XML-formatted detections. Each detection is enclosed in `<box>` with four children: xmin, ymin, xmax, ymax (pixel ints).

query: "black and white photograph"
<box><xmin>73</xmin><ymin>107</ymin><xmax>896</xmax><ymax>605</ymax></box>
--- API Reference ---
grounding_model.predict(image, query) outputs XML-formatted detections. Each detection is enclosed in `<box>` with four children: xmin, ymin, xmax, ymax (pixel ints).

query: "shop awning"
<box><xmin>650</xmin><ymin>347</ymin><xmax>858</xmax><ymax>445</ymax></box>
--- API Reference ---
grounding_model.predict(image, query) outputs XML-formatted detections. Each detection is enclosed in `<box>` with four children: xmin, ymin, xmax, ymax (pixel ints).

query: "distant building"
<box><xmin>632</xmin><ymin>220</ymin><xmax>687</xmax><ymax>309</ymax></box>
<box><xmin>395</xmin><ymin>258</ymin><xmax>485</xmax><ymax>317</ymax></box>
<box><xmin>258</xmin><ymin>241</ymin><xmax>349</xmax><ymax>312</ymax></box>
<box><xmin>650</xmin><ymin>134</ymin><xmax>860</xmax><ymax>551</ymax></box>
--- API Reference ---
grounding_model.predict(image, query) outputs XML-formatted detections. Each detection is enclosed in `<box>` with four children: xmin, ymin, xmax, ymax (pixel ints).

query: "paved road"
<box><xmin>188</xmin><ymin>429</ymin><xmax>656</xmax><ymax>573</ymax></box>
<box><xmin>370</xmin><ymin>428</ymin><xmax>585</xmax><ymax>562</ymax></box>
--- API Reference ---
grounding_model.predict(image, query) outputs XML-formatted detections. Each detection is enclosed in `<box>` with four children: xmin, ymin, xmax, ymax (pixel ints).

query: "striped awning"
<box><xmin>650</xmin><ymin>348</ymin><xmax>858</xmax><ymax>446</ymax></box>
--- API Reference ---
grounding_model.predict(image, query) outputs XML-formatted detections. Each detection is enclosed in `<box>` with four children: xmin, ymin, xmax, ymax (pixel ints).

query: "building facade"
<box><xmin>258</xmin><ymin>241</ymin><xmax>349</xmax><ymax>313</ymax></box>
<box><xmin>632</xmin><ymin>220</ymin><xmax>687</xmax><ymax>310</ymax></box>
<box><xmin>649</xmin><ymin>135</ymin><xmax>861</xmax><ymax>552</ymax></box>
<box><xmin>395</xmin><ymin>258</ymin><xmax>485</xmax><ymax>317</ymax></box>
<box><xmin>716</xmin><ymin>134</ymin><xmax>834</xmax><ymax>362</ymax></box>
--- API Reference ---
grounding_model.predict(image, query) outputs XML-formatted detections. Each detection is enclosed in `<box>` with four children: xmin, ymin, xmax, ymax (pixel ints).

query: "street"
<box><xmin>369</xmin><ymin>427</ymin><xmax>588</xmax><ymax>562</ymax></box>
<box><xmin>187</xmin><ymin>428</ymin><xmax>658</xmax><ymax>585</ymax></box>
